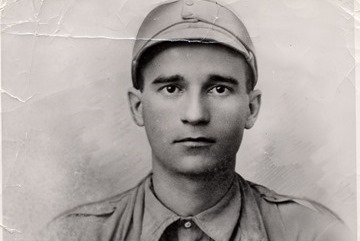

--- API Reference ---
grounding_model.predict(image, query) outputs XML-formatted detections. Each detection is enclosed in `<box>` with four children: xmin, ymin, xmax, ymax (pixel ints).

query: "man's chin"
<box><xmin>153</xmin><ymin>153</ymin><xmax>236</xmax><ymax>179</ymax></box>
<box><xmin>171</xmin><ymin>158</ymin><xmax>232</xmax><ymax>179</ymax></box>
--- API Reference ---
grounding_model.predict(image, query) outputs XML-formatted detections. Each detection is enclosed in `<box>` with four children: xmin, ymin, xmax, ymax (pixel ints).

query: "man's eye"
<box><xmin>209</xmin><ymin>86</ymin><xmax>231</xmax><ymax>95</ymax></box>
<box><xmin>160</xmin><ymin>85</ymin><xmax>182</xmax><ymax>94</ymax></box>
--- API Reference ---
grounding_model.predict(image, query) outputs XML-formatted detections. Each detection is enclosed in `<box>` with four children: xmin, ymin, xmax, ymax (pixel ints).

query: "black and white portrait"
<box><xmin>1</xmin><ymin>0</ymin><xmax>356</xmax><ymax>240</ymax></box>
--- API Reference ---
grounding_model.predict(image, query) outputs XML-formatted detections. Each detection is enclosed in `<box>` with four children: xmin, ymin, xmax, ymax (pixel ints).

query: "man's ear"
<box><xmin>128</xmin><ymin>87</ymin><xmax>144</xmax><ymax>127</ymax></box>
<box><xmin>245</xmin><ymin>89</ymin><xmax>261</xmax><ymax>129</ymax></box>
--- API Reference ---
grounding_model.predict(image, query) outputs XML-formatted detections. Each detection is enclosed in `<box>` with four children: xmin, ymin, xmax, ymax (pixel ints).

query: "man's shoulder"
<box><xmin>246</xmin><ymin>179</ymin><xmax>352</xmax><ymax>241</ymax></box>
<box><xmin>249</xmin><ymin>180</ymin><xmax>340</xmax><ymax>219</ymax></box>
<box><xmin>37</xmin><ymin>177</ymin><xmax>148</xmax><ymax>241</ymax></box>
<box><xmin>58</xmin><ymin>177</ymin><xmax>145</xmax><ymax>217</ymax></box>
<box><xmin>60</xmin><ymin>187</ymin><xmax>135</xmax><ymax>217</ymax></box>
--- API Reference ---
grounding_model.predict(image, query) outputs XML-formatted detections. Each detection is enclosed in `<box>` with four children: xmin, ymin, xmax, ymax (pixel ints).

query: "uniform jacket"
<box><xmin>38</xmin><ymin>174</ymin><xmax>351</xmax><ymax>241</ymax></box>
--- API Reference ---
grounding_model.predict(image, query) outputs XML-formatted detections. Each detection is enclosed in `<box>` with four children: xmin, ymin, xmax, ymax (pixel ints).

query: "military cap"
<box><xmin>131</xmin><ymin>0</ymin><xmax>258</xmax><ymax>89</ymax></box>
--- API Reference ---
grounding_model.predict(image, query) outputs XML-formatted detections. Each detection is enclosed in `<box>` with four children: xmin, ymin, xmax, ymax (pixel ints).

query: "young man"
<box><xmin>40</xmin><ymin>0</ymin><xmax>351</xmax><ymax>240</ymax></box>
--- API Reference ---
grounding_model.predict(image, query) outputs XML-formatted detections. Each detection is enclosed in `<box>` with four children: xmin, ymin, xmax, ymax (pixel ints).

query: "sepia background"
<box><xmin>1</xmin><ymin>0</ymin><xmax>356</xmax><ymax>240</ymax></box>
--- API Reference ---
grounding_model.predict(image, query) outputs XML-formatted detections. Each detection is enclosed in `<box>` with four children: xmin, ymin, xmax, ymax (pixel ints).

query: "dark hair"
<box><xmin>135</xmin><ymin>41</ymin><xmax>255</xmax><ymax>93</ymax></box>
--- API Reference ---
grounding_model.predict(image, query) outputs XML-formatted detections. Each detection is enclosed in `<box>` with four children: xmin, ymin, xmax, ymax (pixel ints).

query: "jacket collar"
<box><xmin>141</xmin><ymin>174</ymin><xmax>241</xmax><ymax>241</ymax></box>
<box><xmin>140</xmin><ymin>174</ymin><xmax>270</xmax><ymax>241</ymax></box>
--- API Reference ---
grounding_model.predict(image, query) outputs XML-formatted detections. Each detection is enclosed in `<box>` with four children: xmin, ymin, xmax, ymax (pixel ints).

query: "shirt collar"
<box><xmin>141</xmin><ymin>174</ymin><xmax>241</xmax><ymax>241</ymax></box>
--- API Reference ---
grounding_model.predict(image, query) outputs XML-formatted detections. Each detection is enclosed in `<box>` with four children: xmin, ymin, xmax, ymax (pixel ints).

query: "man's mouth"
<box><xmin>174</xmin><ymin>137</ymin><xmax>215</xmax><ymax>147</ymax></box>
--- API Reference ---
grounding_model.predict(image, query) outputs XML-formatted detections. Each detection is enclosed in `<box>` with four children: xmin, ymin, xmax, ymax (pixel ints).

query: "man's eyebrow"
<box><xmin>152</xmin><ymin>75</ymin><xmax>185</xmax><ymax>84</ymax></box>
<box><xmin>208</xmin><ymin>75</ymin><xmax>239</xmax><ymax>85</ymax></box>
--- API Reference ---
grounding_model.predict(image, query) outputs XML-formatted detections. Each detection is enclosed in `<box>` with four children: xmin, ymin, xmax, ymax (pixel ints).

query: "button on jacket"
<box><xmin>38</xmin><ymin>174</ymin><xmax>351</xmax><ymax>241</ymax></box>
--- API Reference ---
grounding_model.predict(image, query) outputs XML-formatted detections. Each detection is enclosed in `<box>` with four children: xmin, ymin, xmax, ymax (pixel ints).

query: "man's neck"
<box><xmin>151</xmin><ymin>164</ymin><xmax>236</xmax><ymax>217</ymax></box>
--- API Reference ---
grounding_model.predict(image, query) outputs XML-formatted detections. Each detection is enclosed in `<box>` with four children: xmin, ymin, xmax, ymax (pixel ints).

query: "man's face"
<box><xmin>129</xmin><ymin>43</ymin><xmax>261</xmax><ymax>177</ymax></box>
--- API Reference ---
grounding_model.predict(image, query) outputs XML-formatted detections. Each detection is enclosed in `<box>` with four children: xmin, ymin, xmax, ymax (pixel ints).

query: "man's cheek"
<box><xmin>219</xmin><ymin>116</ymin><xmax>245</xmax><ymax>132</ymax></box>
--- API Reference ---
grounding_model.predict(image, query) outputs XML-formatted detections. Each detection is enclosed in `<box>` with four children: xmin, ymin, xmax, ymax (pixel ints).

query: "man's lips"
<box><xmin>174</xmin><ymin>137</ymin><xmax>216</xmax><ymax>146</ymax></box>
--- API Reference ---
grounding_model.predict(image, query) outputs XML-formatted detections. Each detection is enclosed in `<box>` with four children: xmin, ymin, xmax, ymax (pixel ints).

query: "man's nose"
<box><xmin>181</xmin><ymin>93</ymin><xmax>210</xmax><ymax>125</ymax></box>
